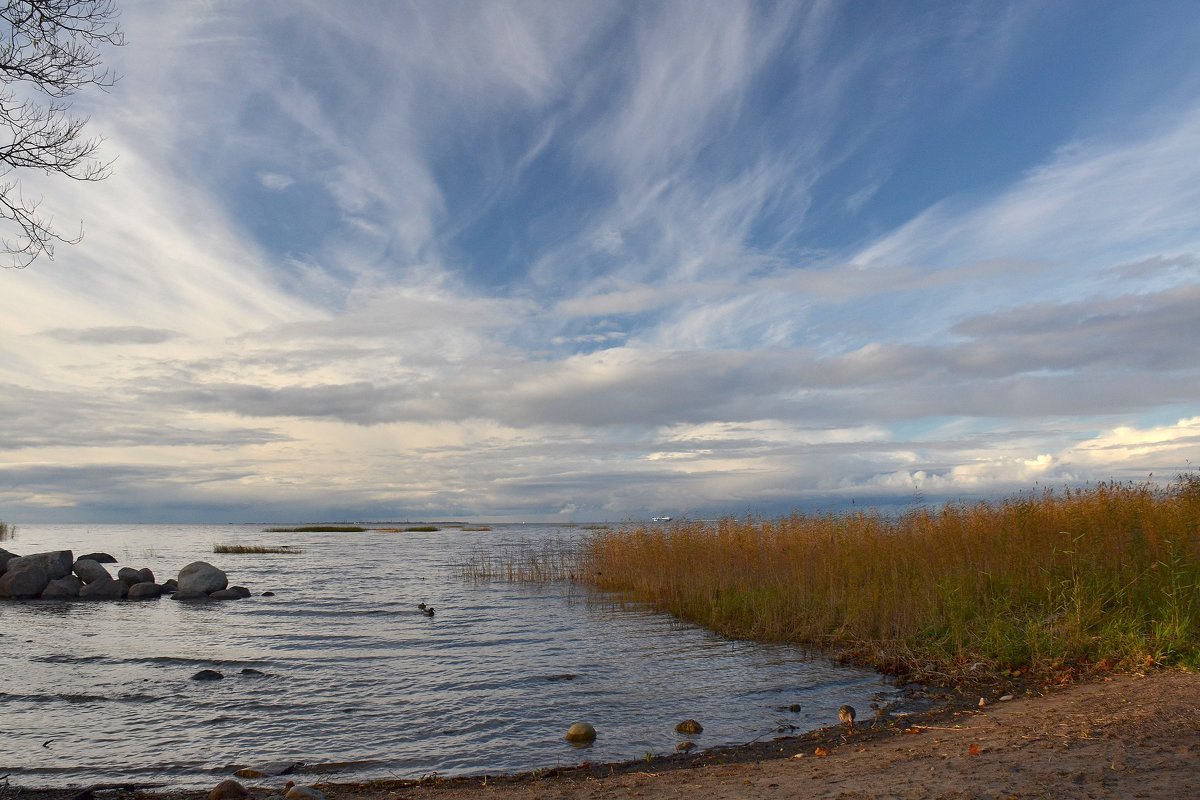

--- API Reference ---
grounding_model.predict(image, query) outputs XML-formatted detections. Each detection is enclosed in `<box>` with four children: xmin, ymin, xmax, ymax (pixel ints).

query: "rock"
<box><xmin>788</xmin><ymin>703</ymin><xmax>802</xmax><ymax>713</ymax></box>
<box><xmin>209</xmin><ymin>588</ymin><xmax>246</xmax><ymax>600</ymax></box>
<box><xmin>0</xmin><ymin>563</ymin><xmax>50</xmax><ymax>599</ymax></box>
<box><xmin>128</xmin><ymin>582</ymin><xmax>163</xmax><ymax>600</ymax></box>
<box><xmin>162</xmin><ymin>578</ymin><xmax>178</xmax><ymax>593</ymax></box>
<box><xmin>178</xmin><ymin>561</ymin><xmax>228</xmax><ymax>594</ymax></box>
<box><xmin>208</xmin><ymin>778</ymin><xmax>247</xmax><ymax>800</ymax></box>
<box><xmin>117</xmin><ymin>567</ymin><xmax>144</xmax><ymax>586</ymax></box>
<box><xmin>232</xmin><ymin>769</ymin><xmax>264</xmax><ymax>779</ymax></box>
<box><xmin>73</xmin><ymin>559</ymin><xmax>112</xmax><ymax>584</ymax></box>
<box><xmin>228</xmin><ymin>585</ymin><xmax>252</xmax><ymax>598</ymax></box>
<box><xmin>79</xmin><ymin>552</ymin><xmax>117</xmax><ymax>564</ymax></box>
<box><xmin>192</xmin><ymin>669</ymin><xmax>224</xmax><ymax>681</ymax></box>
<box><xmin>261</xmin><ymin>591</ymin><xmax>275</xmax><ymax>597</ymax></box>
<box><xmin>285</xmin><ymin>785</ymin><xmax>325</xmax><ymax>800</ymax></box>
<box><xmin>137</xmin><ymin>567</ymin><xmax>155</xmax><ymax>584</ymax></box>
<box><xmin>79</xmin><ymin>575</ymin><xmax>128</xmax><ymax>600</ymax></box>
<box><xmin>171</xmin><ymin>589</ymin><xmax>209</xmax><ymax>601</ymax></box>
<box><xmin>240</xmin><ymin>668</ymin><xmax>266</xmax><ymax>676</ymax></box>
<box><xmin>6</xmin><ymin>550</ymin><xmax>73</xmax><ymax>581</ymax></box>
<box><xmin>675</xmin><ymin>741</ymin><xmax>696</xmax><ymax>752</ymax></box>
<box><xmin>564</xmin><ymin>722</ymin><xmax>596</xmax><ymax>743</ymax></box>
<box><xmin>675</xmin><ymin>719</ymin><xmax>703</xmax><ymax>734</ymax></box>
<box><xmin>838</xmin><ymin>704</ymin><xmax>856</xmax><ymax>727</ymax></box>
<box><xmin>0</xmin><ymin>547</ymin><xmax>17</xmax><ymax>574</ymax></box>
<box><xmin>42</xmin><ymin>576</ymin><xmax>83</xmax><ymax>599</ymax></box>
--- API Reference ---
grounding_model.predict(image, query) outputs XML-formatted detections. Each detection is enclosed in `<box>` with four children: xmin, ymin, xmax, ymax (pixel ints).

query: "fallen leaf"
<box><xmin>814</xmin><ymin>746</ymin><xmax>830</xmax><ymax>758</ymax></box>
<box><xmin>904</xmin><ymin>727</ymin><xmax>924</xmax><ymax>735</ymax></box>
<box><xmin>968</xmin><ymin>743</ymin><xmax>981</xmax><ymax>757</ymax></box>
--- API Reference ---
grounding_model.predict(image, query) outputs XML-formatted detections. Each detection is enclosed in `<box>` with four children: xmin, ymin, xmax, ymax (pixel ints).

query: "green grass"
<box><xmin>214</xmin><ymin>543</ymin><xmax>303</xmax><ymax>554</ymax></box>
<box><xmin>264</xmin><ymin>525</ymin><xmax>367</xmax><ymax>533</ymax></box>
<box><xmin>579</xmin><ymin>477</ymin><xmax>1200</xmax><ymax>685</ymax></box>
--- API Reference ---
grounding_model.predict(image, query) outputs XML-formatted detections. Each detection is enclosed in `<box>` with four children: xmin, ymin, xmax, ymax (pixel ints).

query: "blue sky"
<box><xmin>1</xmin><ymin>0</ymin><xmax>1199</xmax><ymax>522</ymax></box>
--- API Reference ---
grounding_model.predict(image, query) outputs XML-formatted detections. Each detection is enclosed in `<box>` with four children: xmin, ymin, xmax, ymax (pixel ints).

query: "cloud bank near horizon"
<box><xmin>1</xmin><ymin>1</ymin><xmax>1198</xmax><ymax>522</ymax></box>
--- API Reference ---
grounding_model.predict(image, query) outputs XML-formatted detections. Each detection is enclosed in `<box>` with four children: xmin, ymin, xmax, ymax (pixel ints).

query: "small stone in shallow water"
<box><xmin>262</xmin><ymin>591</ymin><xmax>275</xmax><ymax>596</ymax></box>
<box><xmin>565</xmin><ymin>722</ymin><xmax>596</xmax><ymax>743</ymax></box>
<box><xmin>241</xmin><ymin>668</ymin><xmax>266</xmax><ymax>676</ymax></box>
<box><xmin>208</xmin><ymin>779</ymin><xmax>248</xmax><ymax>800</ymax></box>
<box><xmin>788</xmin><ymin>703</ymin><xmax>802</xmax><ymax>713</ymax></box>
<box><xmin>192</xmin><ymin>669</ymin><xmax>224</xmax><ymax>681</ymax></box>
<box><xmin>675</xmin><ymin>719</ymin><xmax>703</xmax><ymax>734</ymax></box>
<box><xmin>285</xmin><ymin>785</ymin><xmax>325</xmax><ymax>800</ymax></box>
<box><xmin>675</xmin><ymin>741</ymin><xmax>696</xmax><ymax>752</ymax></box>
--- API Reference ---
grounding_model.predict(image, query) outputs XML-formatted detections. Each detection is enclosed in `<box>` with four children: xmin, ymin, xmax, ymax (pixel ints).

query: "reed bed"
<box><xmin>213</xmin><ymin>543</ymin><xmax>303</xmax><ymax>554</ymax></box>
<box><xmin>0</xmin><ymin>520</ymin><xmax>13</xmax><ymax>541</ymax></box>
<box><xmin>582</xmin><ymin>478</ymin><xmax>1200</xmax><ymax>682</ymax></box>
<box><xmin>264</xmin><ymin>525</ymin><xmax>366</xmax><ymax>533</ymax></box>
<box><xmin>459</xmin><ymin>537</ymin><xmax>581</xmax><ymax>583</ymax></box>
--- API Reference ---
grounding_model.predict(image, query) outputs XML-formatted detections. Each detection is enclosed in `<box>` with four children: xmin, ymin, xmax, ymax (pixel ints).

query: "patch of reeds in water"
<box><xmin>459</xmin><ymin>537</ymin><xmax>581</xmax><ymax>583</ymax></box>
<box><xmin>264</xmin><ymin>525</ymin><xmax>366</xmax><ymax>533</ymax></box>
<box><xmin>0</xmin><ymin>520</ymin><xmax>13</xmax><ymax>541</ymax></box>
<box><xmin>213</xmin><ymin>543</ymin><xmax>303</xmax><ymax>554</ymax></box>
<box><xmin>581</xmin><ymin>478</ymin><xmax>1200</xmax><ymax>682</ymax></box>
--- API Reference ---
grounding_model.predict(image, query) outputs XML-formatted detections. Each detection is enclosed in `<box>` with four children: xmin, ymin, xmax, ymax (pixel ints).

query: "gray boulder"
<box><xmin>117</xmin><ymin>567</ymin><xmax>143</xmax><ymax>586</ymax></box>
<box><xmin>209</xmin><ymin>588</ymin><xmax>246</xmax><ymax>600</ymax></box>
<box><xmin>41</xmin><ymin>575</ymin><xmax>83</xmax><ymax>599</ymax></box>
<box><xmin>73</xmin><ymin>558</ymin><xmax>112</xmax><ymax>584</ymax></box>
<box><xmin>171</xmin><ymin>589</ymin><xmax>209</xmax><ymax>601</ymax></box>
<box><xmin>128</xmin><ymin>582</ymin><xmax>163</xmax><ymax>600</ymax></box>
<box><xmin>78</xmin><ymin>552</ymin><xmax>117</xmax><ymax>564</ymax></box>
<box><xmin>6</xmin><ymin>550</ymin><xmax>73</xmax><ymax>581</ymax></box>
<box><xmin>137</xmin><ymin>567</ymin><xmax>155</xmax><ymax>584</ymax></box>
<box><xmin>0</xmin><ymin>547</ymin><xmax>17</xmax><ymax>575</ymax></box>
<box><xmin>178</xmin><ymin>561</ymin><xmax>228</xmax><ymax>594</ymax></box>
<box><xmin>79</xmin><ymin>575</ymin><xmax>128</xmax><ymax>600</ymax></box>
<box><xmin>0</xmin><ymin>563</ymin><xmax>50</xmax><ymax>598</ymax></box>
<box><xmin>193</xmin><ymin>669</ymin><xmax>224</xmax><ymax>682</ymax></box>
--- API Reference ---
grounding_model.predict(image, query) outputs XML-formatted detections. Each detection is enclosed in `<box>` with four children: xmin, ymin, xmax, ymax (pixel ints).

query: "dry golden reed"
<box><xmin>582</xmin><ymin>478</ymin><xmax>1200</xmax><ymax>681</ymax></box>
<box><xmin>213</xmin><ymin>543</ymin><xmax>302</xmax><ymax>554</ymax></box>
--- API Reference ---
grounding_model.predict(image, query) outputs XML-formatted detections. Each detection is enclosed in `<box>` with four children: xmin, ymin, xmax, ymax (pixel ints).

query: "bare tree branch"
<box><xmin>0</xmin><ymin>0</ymin><xmax>122</xmax><ymax>268</ymax></box>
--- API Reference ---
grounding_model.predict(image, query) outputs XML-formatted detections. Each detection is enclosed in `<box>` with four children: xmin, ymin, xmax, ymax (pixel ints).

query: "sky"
<box><xmin>1</xmin><ymin>0</ymin><xmax>1199</xmax><ymax>523</ymax></box>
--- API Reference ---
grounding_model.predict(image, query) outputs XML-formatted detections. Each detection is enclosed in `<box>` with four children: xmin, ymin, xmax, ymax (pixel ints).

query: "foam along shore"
<box><xmin>2</xmin><ymin>670</ymin><xmax>1195</xmax><ymax>800</ymax></box>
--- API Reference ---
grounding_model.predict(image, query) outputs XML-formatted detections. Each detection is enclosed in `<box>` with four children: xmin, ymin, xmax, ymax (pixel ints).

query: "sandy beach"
<box><xmin>5</xmin><ymin>670</ymin><xmax>1196</xmax><ymax>800</ymax></box>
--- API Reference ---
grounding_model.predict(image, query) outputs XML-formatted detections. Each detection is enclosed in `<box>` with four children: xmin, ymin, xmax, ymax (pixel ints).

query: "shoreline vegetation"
<box><xmin>579</xmin><ymin>477</ymin><xmax>1200</xmax><ymax>688</ymax></box>
<box><xmin>458</xmin><ymin>477</ymin><xmax>1200</xmax><ymax>689</ymax></box>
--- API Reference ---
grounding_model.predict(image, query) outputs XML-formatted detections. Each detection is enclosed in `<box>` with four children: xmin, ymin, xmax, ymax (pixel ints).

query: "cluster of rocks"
<box><xmin>0</xmin><ymin>548</ymin><xmax>255</xmax><ymax>602</ymax></box>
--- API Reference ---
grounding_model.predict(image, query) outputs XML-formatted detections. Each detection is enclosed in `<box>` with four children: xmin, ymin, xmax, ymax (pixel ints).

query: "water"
<box><xmin>0</xmin><ymin>523</ymin><xmax>894</xmax><ymax>788</ymax></box>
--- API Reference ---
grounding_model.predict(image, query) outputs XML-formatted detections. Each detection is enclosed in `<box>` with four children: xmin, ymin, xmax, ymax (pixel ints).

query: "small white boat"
<box><xmin>651</xmin><ymin>516</ymin><xmax>672</xmax><ymax>523</ymax></box>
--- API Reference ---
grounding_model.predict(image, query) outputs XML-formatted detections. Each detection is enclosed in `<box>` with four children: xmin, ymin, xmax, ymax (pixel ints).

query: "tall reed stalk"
<box><xmin>582</xmin><ymin>478</ymin><xmax>1200</xmax><ymax>682</ymax></box>
<box><xmin>0</xmin><ymin>520</ymin><xmax>13</xmax><ymax>541</ymax></box>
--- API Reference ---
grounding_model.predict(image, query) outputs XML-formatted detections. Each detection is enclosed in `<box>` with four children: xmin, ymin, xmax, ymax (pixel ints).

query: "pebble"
<box><xmin>285</xmin><ymin>786</ymin><xmax>325</xmax><ymax>800</ymax></box>
<box><xmin>565</xmin><ymin>721</ymin><xmax>597</xmax><ymax>743</ymax></box>
<box><xmin>208</xmin><ymin>779</ymin><xmax>248</xmax><ymax>800</ymax></box>
<box><xmin>675</xmin><ymin>719</ymin><xmax>703</xmax><ymax>734</ymax></box>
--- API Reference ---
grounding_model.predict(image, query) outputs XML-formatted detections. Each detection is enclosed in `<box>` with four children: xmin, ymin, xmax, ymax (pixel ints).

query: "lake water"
<box><xmin>1</xmin><ymin>523</ymin><xmax>894</xmax><ymax>788</ymax></box>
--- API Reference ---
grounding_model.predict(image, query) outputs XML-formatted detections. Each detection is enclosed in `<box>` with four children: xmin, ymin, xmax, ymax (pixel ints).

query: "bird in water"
<box><xmin>424</xmin><ymin>606</ymin><xmax>435</xmax><ymax>617</ymax></box>
<box><xmin>417</xmin><ymin>602</ymin><xmax>427</xmax><ymax>610</ymax></box>
<box><xmin>838</xmin><ymin>704</ymin><xmax>856</xmax><ymax>729</ymax></box>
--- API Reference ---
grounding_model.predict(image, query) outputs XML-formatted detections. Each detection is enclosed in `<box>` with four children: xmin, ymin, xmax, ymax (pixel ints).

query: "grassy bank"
<box><xmin>582</xmin><ymin>478</ymin><xmax>1200</xmax><ymax>683</ymax></box>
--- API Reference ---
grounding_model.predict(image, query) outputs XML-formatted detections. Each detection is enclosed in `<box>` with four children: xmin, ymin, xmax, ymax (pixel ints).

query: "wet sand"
<box><xmin>5</xmin><ymin>670</ymin><xmax>1197</xmax><ymax>800</ymax></box>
